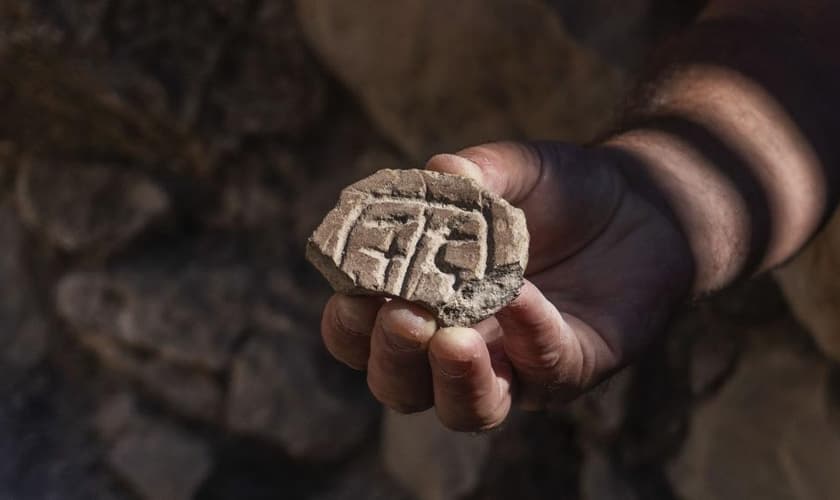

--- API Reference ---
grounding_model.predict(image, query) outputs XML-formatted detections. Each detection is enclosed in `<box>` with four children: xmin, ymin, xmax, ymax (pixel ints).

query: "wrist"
<box><xmin>597</xmin><ymin>129</ymin><xmax>752</xmax><ymax>296</ymax></box>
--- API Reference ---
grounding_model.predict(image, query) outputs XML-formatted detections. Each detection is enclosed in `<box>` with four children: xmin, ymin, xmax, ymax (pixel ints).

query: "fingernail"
<box><xmin>381</xmin><ymin>303</ymin><xmax>436</xmax><ymax>352</ymax></box>
<box><xmin>431</xmin><ymin>327</ymin><xmax>478</xmax><ymax>377</ymax></box>
<box><xmin>433</xmin><ymin>354</ymin><xmax>473</xmax><ymax>377</ymax></box>
<box><xmin>451</xmin><ymin>155</ymin><xmax>485</xmax><ymax>184</ymax></box>
<box><xmin>427</xmin><ymin>154</ymin><xmax>484</xmax><ymax>185</ymax></box>
<box><xmin>335</xmin><ymin>295</ymin><xmax>378</xmax><ymax>336</ymax></box>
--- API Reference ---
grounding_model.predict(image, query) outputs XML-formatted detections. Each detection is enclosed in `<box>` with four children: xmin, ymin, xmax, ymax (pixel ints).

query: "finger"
<box><xmin>321</xmin><ymin>294</ymin><xmax>382</xmax><ymax>370</ymax></box>
<box><xmin>473</xmin><ymin>316</ymin><xmax>503</xmax><ymax>343</ymax></box>
<box><xmin>497</xmin><ymin>281</ymin><xmax>618</xmax><ymax>410</ymax></box>
<box><xmin>425</xmin><ymin>142</ymin><xmax>543</xmax><ymax>203</ymax></box>
<box><xmin>428</xmin><ymin>327</ymin><xmax>512</xmax><ymax>431</ymax></box>
<box><xmin>426</xmin><ymin>142</ymin><xmax>624</xmax><ymax>271</ymax></box>
<box><xmin>367</xmin><ymin>300</ymin><xmax>438</xmax><ymax>413</ymax></box>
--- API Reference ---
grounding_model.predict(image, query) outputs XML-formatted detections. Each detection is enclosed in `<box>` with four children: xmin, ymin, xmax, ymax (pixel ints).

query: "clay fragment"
<box><xmin>306</xmin><ymin>169</ymin><xmax>529</xmax><ymax>326</ymax></box>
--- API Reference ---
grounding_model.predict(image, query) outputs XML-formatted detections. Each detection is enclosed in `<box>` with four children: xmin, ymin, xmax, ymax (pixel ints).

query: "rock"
<box><xmin>580</xmin><ymin>446</ymin><xmax>638</xmax><ymax>500</ymax></box>
<box><xmin>314</xmin><ymin>454</ymin><xmax>413</xmax><ymax>500</ymax></box>
<box><xmin>668</xmin><ymin>325</ymin><xmax>840</xmax><ymax>500</ymax></box>
<box><xmin>0</xmin><ymin>142</ymin><xmax>17</xmax><ymax>198</ymax></box>
<box><xmin>55</xmin><ymin>265</ymin><xmax>252</xmax><ymax>372</ymax></box>
<box><xmin>382</xmin><ymin>409</ymin><xmax>490</xmax><ymax>500</ymax></box>
<box><xmin>49</xmin><ymin>0</ymin><xmax>111</xmax><ymax>46</ymax></box>
<box><xmin>16</xmin><ymin>159</ymin><xmax>169</xmax><ymax>254</ymax></box>
<box><xmin>54</xmin><ymin>267</ymin><xmax>248</xmax><ymax>421</ymax></box>
<box><xmin>210</xmin><ymin>150</ymin><xmax>295</xmax><ymax>233</ymax></box>
<box><xmin>0</xmin><ymin>203</ymin><xmax>47</xmax><ymax>379</ymax></box>
<box><xmin>95</xmin><ymin>393</ymin><xmax>141</xmax><ymax>443</ymax></box>
<box><xmin>775</xmin><ymin>208</ymin><xmax>840</xmax><ymax>362</ymax></box>
<box><xmin>307</xmin><ymin>169</ymin><xmax>529</xmax><ymax>326</ymax></box>
<box><xmin>295</xmin><ymin>0</ymin><xmax>624</xmax><ymax>160</ymax></box>
<box><xmin>209</xmin><ymin>1</ymin><xmax>326</xmax><ymax>137</ymax></box>
<box><xmin>1</xmin><ymin>315</ymin><xmax>48</xmax><ymax>376</ymax></box>
<box><xmin>55</xmin><ymin>252</ymin><xmax>377</xmax><ymax>449</ymax></box>
<box><xmin>225</xmin><ymin>333</ymin><xmax>376</xmax><ymax>461</ymax></box>
<box><xmin>65</xmin><ymin>325</ymin><xmax>223</xmax><ymax>422</ymax></box>
<box><xmin>106</xmin><ymin>415</ymin><xmax>212</xmax><ymax>500</ymax></box>
<box><xmin>545</xmin><ymin>0</ymin><xmax>653</xmax><ymax>69</ymax></box>
<box><xmin>115</xmin><ymin>266</ymin><xmax>252</xmax><ymax>371</ymax></box>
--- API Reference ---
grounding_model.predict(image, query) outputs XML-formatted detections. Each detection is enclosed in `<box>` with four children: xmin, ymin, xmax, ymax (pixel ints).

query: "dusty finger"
<box><xmin>321</xmin><ymin>294</ymin><xmax>383</xmax><ymax>370</ymax></box>
<box><xmin>425</xmin><ymin>142</ymin><xmax>543</xmax><ymax>203</ymax></box>
<box><xmin>429</xmin><ymin>327</ymin><xmax>512</xmax><ymax>431</ymax></box>
<box><xmin>367</xmin><ymin>300</ymin><xmax>438</xmax><ymax>413</ymax></box>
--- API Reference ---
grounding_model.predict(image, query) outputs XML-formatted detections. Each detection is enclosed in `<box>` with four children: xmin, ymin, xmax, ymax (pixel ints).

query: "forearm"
<box><xmin>603</xmin><ymin>0</ymin><xmax>840</xmax><ymax>295</ymax></box>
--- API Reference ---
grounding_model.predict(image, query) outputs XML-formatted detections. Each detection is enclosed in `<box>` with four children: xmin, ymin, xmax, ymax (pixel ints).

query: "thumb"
<box><xmin>425</xmin><ymin>142</ymin><xmax>545</xmax><ymax>203</ymax></box>
<box><xmin>425</xmin><ymin>142</ymin><xmax>625</xmax><ymax>272</ymax></box>
<box><xmin>496</xmin><ymin>280</ymin><xmax>620</xmax><ymax>410</ymax></box>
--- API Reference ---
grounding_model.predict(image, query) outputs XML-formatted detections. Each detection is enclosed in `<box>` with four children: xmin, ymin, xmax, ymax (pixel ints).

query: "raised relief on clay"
<box><xmin>306</xmin><ymin>169</ymin><xmax>529</xmax><ymax>326</ymax></box>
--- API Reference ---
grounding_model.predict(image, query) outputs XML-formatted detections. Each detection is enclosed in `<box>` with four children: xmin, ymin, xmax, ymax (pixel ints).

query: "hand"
<box><xmin>319</xmin><ymin>141</ymin><xmax>693</xmax><ymax>431</ymax></box>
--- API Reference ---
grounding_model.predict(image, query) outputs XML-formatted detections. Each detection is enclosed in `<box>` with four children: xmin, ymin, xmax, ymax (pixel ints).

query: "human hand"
<box><xmin>320</xmin><ymin>141</ymin><xmax>693</xmax><ymax>431</ymax></box>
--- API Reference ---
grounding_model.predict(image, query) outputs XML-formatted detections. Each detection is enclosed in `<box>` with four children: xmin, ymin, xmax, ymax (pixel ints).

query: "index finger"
<box><xmin>321</xmin><ymin>294</ymin><xmax>383</xmax><ymax>370</ymax></box>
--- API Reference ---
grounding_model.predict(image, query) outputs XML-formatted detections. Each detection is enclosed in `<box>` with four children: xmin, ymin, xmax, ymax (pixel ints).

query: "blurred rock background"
<box><xmin>1</xmin><ymin>1</ymin><xmax>839</xmax><ymax>499</ymax></box>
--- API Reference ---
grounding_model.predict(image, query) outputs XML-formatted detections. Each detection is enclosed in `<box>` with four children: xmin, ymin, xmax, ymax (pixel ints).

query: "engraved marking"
<box><xmin>308</xmin><ymin>169</ymin><xmax>528</xmax><ymax>326</ymax></box>
<box><xmin>482</xmin><ymin>201</ymin><xmax>496</xmax><ymax>273</ymax></box>
<box><xmin>334</xmin><ymin>203</ymin><xmax>366</xmax><ymax>266</ymax></box>
<box><xmin>338</xmin><ymin>197</ymin><xmax>494</xmax><ymax>297</ymax></box>
<box><xmin>399</xmin><ymin>208</ymin><xmax>433</xmax><ymax>297</ymax></box>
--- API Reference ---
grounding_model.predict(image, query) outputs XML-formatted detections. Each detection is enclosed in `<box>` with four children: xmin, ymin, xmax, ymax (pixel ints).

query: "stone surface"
<box><xmin>296</xmin><ymin>0</ymin><xmax>624</xmax><ymax>160</ymax></box>
<box><xmin>70</xmin><ymin>326</ymin><xmax>223</xmax><ymax>422</ymax></box>
<box><xmin>106</xmin><ymin>415</ymin><xmax>212</xmax><ymax>500</ymax></box>
<box><xmin>56</xmin><ymin>251</ymin><xmax>377</xmax><ymax>460</ymax></box>
<box><xmin>668</xmin><ymin>326</ymin><xmax>840</xmax><ymax>500</ymax></box>
<box><xmin>225</xmin><ymin>333</ymin><xmax>376</xmax><ymax>460</ymax></box>
<box><xmin>0</xmin><ymin>202</ymin><xmax>48</xmax><ymax>380</ymax></box>
<box><xmin>208</xmin><ymin>1</ymin><xmax>326</xmax><ymax>138</ymax></box>
<box><xmin>16</xmin><ymin>159</ymin><xmax>169</xmax><ymax>254</ymax></box>
<box><xmin>54</xmin><ymin>266</ymin><xmax>243</xmax><ymax>421</ymax></box>
<box><xmin>307</xmin><ymin>168</ymin><xmax>529</xmax><ymax>326</ymax></box>
<box><xmin>55</xmin><ymin>264</ymin><xmax>252</xmax><ymax>372</ymax></box>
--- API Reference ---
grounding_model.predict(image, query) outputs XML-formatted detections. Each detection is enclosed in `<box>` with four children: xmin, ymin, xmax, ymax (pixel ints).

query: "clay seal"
<box><xmin>306</xmin><ymin>169</ymin><xmax>529</xmax><ymax>326</ymax></box>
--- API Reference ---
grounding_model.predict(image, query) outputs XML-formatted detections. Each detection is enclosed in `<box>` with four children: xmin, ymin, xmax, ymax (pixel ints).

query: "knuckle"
<box><xmin>342</xmin><ymin>359</ymin><xmax>368</xmax><ymax>372</ymax></box>
<box><xmin>508</xmin><ymin>347</ymin><xmax>562</xmax><ymax>374</ymax></box>
<box><xmin>334</xmin><ymin>310</ymin><xmax>369</xmax><ymax>338</ymax></box>
<box><xmin>437</xmin><ymin>383</ymin><xmax>511</xmax><ymax>432</ymax></box>
<box><xmin>367</xmin><ymin>375</ymin><xmax>430</xmax><ymax>413</ymax></box>
<box><xmin>321</xmin><ymin>338</ymin><xmax>367</xmax><ymax>371</ymax></box>
<box><xmin>376</xmin><ymin>302</ymin><xmax>435</xmax><ymax>351</ymax></box>
<box><xmin>380</xmin><ymin>327</ymin><xmax>425</xmax><ymax>353</ymax></box>
<box><xmin>440</xmin><ymin>410</ymin><xmax>507</xmax><ymax>433</ymax></box>
<box><xmin>388</xmin><ymin>400</ymin><xmax>433</xmax><ymax>415</ymax></box>
<box><xmin>330</xmin><ymin>295</ymin><xmax>379</xmax><ymax>338</ymax></box>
